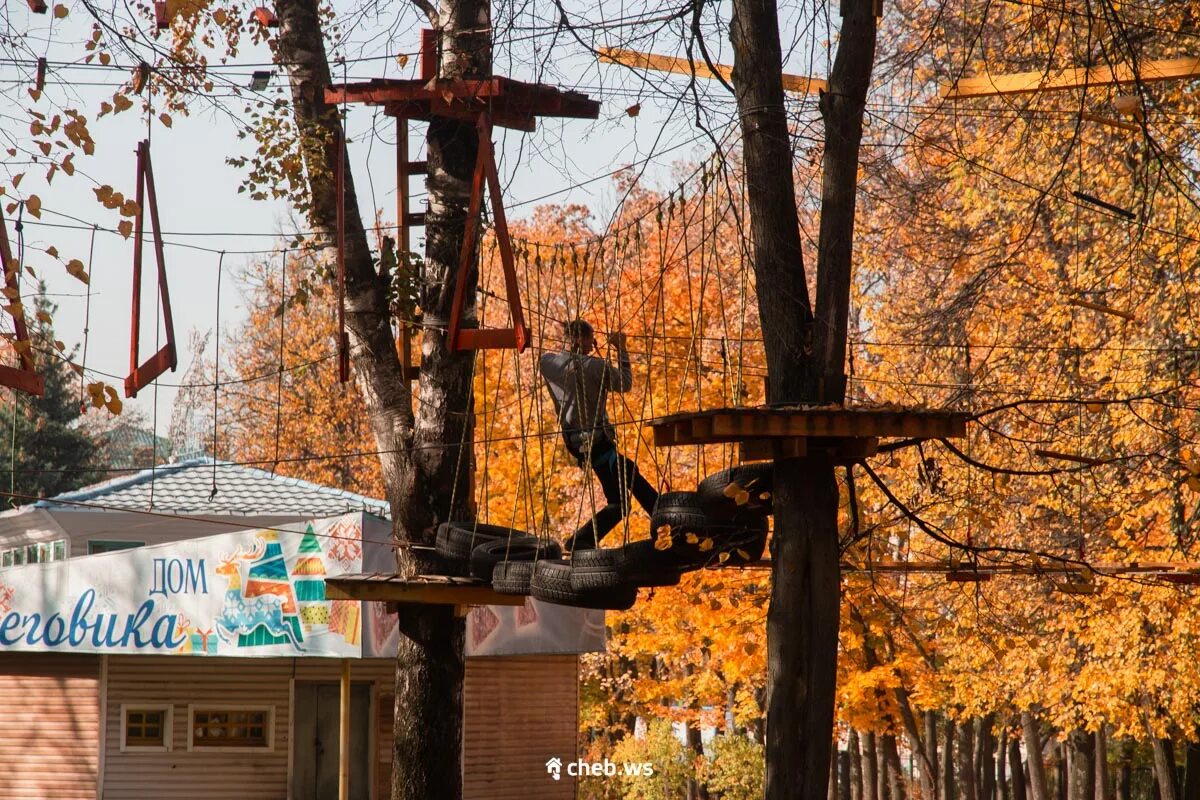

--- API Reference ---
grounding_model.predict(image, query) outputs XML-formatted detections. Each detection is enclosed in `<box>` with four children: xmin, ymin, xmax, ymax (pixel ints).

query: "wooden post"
<box><xmin>340</xmin><ymin>658</ymin><xmax>351</xmax><ymax>800</ymax></box>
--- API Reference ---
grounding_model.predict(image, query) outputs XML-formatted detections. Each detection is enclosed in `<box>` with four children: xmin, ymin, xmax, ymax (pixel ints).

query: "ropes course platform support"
<box><xmin>324</xmin><ymin>29</ymin><xmax>600</xmax><ymax>353</ymax></box>
<box><xmin>0</xmin><ymin>206</ymin><xmax>44</xmax><ymax>397</ymax></box>
<box><xmin>325</xmin><ymin>573</ymin><xmax>526</xmax><ymax>609</ymax></box>
<box><xmin>647</xmin><ymin>405</ymin><xmax>970</xmax><ymax>462</ymax></box>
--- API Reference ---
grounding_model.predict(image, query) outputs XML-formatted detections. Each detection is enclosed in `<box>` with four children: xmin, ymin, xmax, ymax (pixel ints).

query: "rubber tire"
<box><xmin>531</xmin><ymin>559</ymin><xmax>639</xmax><ymax>610</ymax></box>
<box><xmin>569</xmin><ymin>548</ymin><xmax>628</xmax><ymax>591</ymax></box>
<box><xmin>492</xmin><ymin>561</ymin><xmax>535</xmax><ymax>595</ymax></box>
<box><xmin>697</xmin><ymin>519</ymin><xmax>769</xmax><ymax>568</ymax></box>
<box><xmin>469</xmin><ymin>536</ymin><xmax>562</xmax><ymax>582</ymax></box>
<box><xmin>697</xmin><ymin>464</ymin><xmax>774</xmax><ymax>516</ymax></box>
<box><xmin>435</xmin><ymin>522</ymin><xmax>529</xmax><ymax>562</ymax></box>
<box><xmin>650</xmin><ymin>491</ymin><xmax>710</xmax><ymax>538</ymax></box>
<box><xmin>618</xmin><ymin>539</ymin><xmax>686</xmax><ymax>586</ymax></box>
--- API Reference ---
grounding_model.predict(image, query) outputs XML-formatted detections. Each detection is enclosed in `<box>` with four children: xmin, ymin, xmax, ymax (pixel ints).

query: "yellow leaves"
<box><xmin>698</xmin><ymin>537</ymin><xmax>714</xmax><ymax>553</ymax></box>
<box><xmin>65</xmin><ymin>259</ymin><xmax>89</xmax><ymax>285</ymax></box>
<box><xmin>212</xmin><ymin>7</ymin><xmax>227</xmax><ymax>25</ymax></box>
<box><xmin>117</xmin><ymin>220</ymin><xmax>133</xmax><ymax>239</ymax></box>
<box><xmin>396</xmin><ymin>53</ymin><xmax>409</xmax><ymax>69</ymax></box>
<box><xmin>120</xmin><ymin>198</ymin><xmax>140</xmax><ymax>217</ymax></box>
<box><xmin>52</xmin><ymin>3</ymin><xmax>68</xmax><ymax>18</ymax></box>
<box><xmin>85</xmin><ymin>383</ymin><xmax>123</xmax><ymax>415</ymax></box>
<box><xmin>24</xmin><ymin>194</ymin><xmax>41</xmax><ymax>218</ymax></box>
<box><xmin>112</xmin><ymin>93</ymin><xmax>133</xmax><ymax>113</ymax></box>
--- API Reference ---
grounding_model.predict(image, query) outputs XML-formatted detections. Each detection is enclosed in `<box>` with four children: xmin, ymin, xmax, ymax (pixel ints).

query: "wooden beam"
<box><xmin>326</xmin><ymin>574</ymin><xmax>526</xmax><ymax>606</ymax></box>
<box><xmin>1068</xmin><ymin>297</ymin><xmax>1136</xmax><ymax>322</ymax></box>
<box><xmin>942</xmin><ymin>55</ymin><xmax>1200</xmax><ymax>100</ymax></box>
<box><xmin>598</xmin><ymin>47</ymin><xmax>826</xmax><ymax>95</ymax></box>
<box><xmin>339</xmin><ymin>659</ymin><xmax>350</xmax><ymax>800</ymax></box>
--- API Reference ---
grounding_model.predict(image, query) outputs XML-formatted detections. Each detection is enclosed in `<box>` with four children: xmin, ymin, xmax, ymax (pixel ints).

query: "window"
<box><xmin>188</xmin><ymin>706</ymin><xmax>273</xmax><ymax>751</ymax></box>
<box><xmin>88</xmin><ymin>540</ymin><xmax>144</xmax><ymax>555</ymax></box>
<box><xmin>120</xmin><ymin>705</ymin><xmax>173</xmax><ymax>752</ymax></box>
<box><xmin>0</xmin><ymin>539</ymin><xmax>67</xmax><ymax>567</ymax></box>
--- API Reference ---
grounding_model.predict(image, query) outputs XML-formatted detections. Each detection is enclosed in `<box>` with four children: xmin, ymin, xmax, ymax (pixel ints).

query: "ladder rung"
<box><xmin>401</xmin><ymin>160</ymin><xmax>428</xmax><ymax>176</ymax></box>
<box><xmin>404</xmin><ymin>212</ymin><xmax>427</xmax><ymax>226</ymax></box>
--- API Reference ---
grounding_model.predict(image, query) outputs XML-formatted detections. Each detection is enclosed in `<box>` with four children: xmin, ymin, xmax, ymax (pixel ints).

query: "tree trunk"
<box><xmin>1151</xmin><ymin>737</ymin><xmax>1180</xmax><ymax>800</ymax></box>
<box><xmin>1022</xmin><ymin>712</ymin><xmax>1052</xmax><ymax>800</ymax></box>
<box><xmin>1057</xmin><ymin>741</ymin><xmax>1068</xmax><ymax>800</ymax></box>
<box><xmin>1116</xmin><ymin>740</ymin><xmax>1131</xmax><ymax>800</ymax></box>
<box><xmin>943</xmin><ymin>719</ymin><xmax>957</xmax><ymax>800</ymax></box>
<box><xmin>687</xmin><ymin>720</ymin><xmax>709</xmax><ymax>800</ymax></box>
<box><xmin>1009</xmin><ymin>738</ymin><xmax>1028</xmax><ymax>800</ymax></box>
<box><xmin>864</xmin><ymin>732</ymin><xmax>880</xmax><ymax>800</ymax></box>
<box><xmin>998</xmin><ymin>729</ymin><xmax>1008</xmax><ymax>800</ymax></box>
<box><xmin>884</xmin><ymin>734</ymin><xmax>907</xmax><ymax>800</ymax></box>
<box><xmin>927</xmin><ymin>711</ymin><xmax>942</xmax><ymax>800</ymax></box>
<box><xmin>841</xmin><ymin>750</ymin><xmax>854</xmax><ymax>800</ymax></box>
<box><xmin>1067</xmin><ymin>729</ymin><xmax>1096</xmax><ymax>800</ymax></box>
<box><xmin>1096</xmin><ymin>729</ymin><xmax>1113</xmax><ymax>800</ymax></box>
<box><xmin>273</xmin><ymin>2</ymin><xmax>473</xmax><ymax>798</ymax></box>
<box><xmin>960</xmin><ymin>720</ymin><xmax>979</xmax><ymax>800</ymax></box>
<box><xmin>1182</xmin><ymin>735</ymin><xmax>1200</xmax><ymax>800</ymax></box>
<box><xmin>851</xmin><ymin>729</ymin><xmax>865</xmax><ymax>800</ymax></box>
<box><xmin>981</xmin><ymin>718</ymin><xmax>997</xmax><ymax>800</ymax></box>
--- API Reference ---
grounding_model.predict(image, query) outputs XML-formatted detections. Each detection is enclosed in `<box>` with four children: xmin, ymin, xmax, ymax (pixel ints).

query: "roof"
<box><xmin>34</xmin><ymin>458</ymin><xmax>390</xmax><ymax>518</ymax></box>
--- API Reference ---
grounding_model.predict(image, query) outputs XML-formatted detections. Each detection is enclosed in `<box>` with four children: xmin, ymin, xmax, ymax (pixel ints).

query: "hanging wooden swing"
<box><xmin>0</xmin><ymin>207</ymin><xmax>44</xmax><ymax>397</ymax></box>
<box><xmin>125</xmin><ymin>139</ymin><xmax>178</xmax><ymax>398</ymax></box>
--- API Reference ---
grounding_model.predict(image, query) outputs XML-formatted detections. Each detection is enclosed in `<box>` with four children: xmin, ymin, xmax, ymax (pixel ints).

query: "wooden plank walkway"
<box><xmin>326</xmin><ymin>573</ymin><xmax>526</xmax><ymax>606</ymax></box>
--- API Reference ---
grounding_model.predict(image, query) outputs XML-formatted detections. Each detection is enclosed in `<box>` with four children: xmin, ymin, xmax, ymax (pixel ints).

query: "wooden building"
<box><xmin>0</xmin><ymin>460</ymin><xmax>597</xmax><ymax>800</ymax></box>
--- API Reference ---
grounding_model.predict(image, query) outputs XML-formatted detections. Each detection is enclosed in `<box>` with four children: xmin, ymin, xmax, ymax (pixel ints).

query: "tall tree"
<box><xmin>728</xmin><ymin>0</ymin><xmax>877</xmax><ymax>798</ymax></box>
<box><xmin>2</xmin><ymin>287</ymin><xmax>99</xmax><ymax>502</ymax></box>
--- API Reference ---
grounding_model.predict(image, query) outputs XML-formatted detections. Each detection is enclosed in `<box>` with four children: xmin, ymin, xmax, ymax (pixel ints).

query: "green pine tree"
<box><xmin>0</xmin><ymin>286</ymin><xmax>99</xmax><ymax>503</ymax></box>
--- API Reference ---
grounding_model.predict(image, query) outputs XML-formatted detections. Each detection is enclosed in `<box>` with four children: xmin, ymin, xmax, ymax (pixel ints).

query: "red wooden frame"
<box><xmin>154</xmin><ymin>1</ymin><xmax>168</xmax><ymax>30</ymax></box>
<box><xmin>251</xmin><ymin>7</ymin><xmax>279</xmax><ymax>27</ymax></box>
<box><xmin>125</xmin><ymin>140</ymin><xmax>177</xmax><ymax>398</ymax></box>
<box><xmin>447</xmin><ymin>113</ymin><xmax>527</xmax><ymax>352</ymax></box>
<box><xmin>35</xmin><ymin>57</ymin><xmax>46</xmax><ymax>92</ymax></box>
<box><xmin>0</xmin><ymin>207</ymin><xmax>44</xmax><ymax>397</ymax></box>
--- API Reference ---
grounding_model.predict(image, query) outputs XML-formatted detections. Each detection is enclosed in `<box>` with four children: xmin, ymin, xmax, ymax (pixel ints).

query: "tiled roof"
<box><xmin>37</xmin><ymin>458</ymin><xmax>390</xmax><ymax>518</ymax></box>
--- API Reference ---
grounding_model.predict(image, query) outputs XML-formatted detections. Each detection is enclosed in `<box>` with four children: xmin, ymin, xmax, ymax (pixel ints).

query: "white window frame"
<box><xmin>119</xmin><ymin>704</ymin><xmax>174</xmax><ymax>752</ymax></box>
<box><xmin>186</xmin><ymin>704</ymin><xmax>275</xmax><ymax>753</ymax></box>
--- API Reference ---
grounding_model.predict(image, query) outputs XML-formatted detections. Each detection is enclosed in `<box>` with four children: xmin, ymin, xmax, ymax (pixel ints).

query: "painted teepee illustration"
<box><xmin>239</xmin><ymin>531</ymin><xmax>304</xmax><ymax>647</ymax></box>
<box><xmin>293</xmin><ymin>525</ymin><xmax>330</xmax><ymax>632</ymax></box>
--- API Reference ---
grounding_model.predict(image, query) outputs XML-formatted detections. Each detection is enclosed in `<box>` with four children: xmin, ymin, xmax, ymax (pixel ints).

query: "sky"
<box><xmin>2</xmin><ymin>0</ymin><xmax>829</xmax><ymax>434</ymax></box>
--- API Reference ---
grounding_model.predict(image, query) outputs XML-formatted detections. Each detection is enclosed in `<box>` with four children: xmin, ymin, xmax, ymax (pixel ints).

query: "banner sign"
<box><xmin>0</xmin><ymin>515</ymin><xmax>366</xmax><ymax>658</ymax></box>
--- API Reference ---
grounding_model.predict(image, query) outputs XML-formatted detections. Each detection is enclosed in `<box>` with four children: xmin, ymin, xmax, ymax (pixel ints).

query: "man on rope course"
<box><xmin>539</xmin><ymin>319</ymin><xmax>659</xmax><ymax>551</ymax></box>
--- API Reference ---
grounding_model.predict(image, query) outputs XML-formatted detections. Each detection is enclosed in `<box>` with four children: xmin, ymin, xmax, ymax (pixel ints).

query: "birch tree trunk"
<box><xmin>273</xmin><ymin>1</ymin><xmax>474</xmax><ymax>797</ymax></box>
<box><xmin>1067</xmin><ymin>728</ymin><xmax>1096</xmax><ymax>800</ymax></box>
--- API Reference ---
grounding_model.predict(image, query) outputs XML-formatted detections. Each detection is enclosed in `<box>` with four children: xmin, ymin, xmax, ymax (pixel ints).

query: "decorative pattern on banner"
<box><xmin>0</xmin><ymin>514</ymin><xmax>364</xmax><ymax>658</ymax></box>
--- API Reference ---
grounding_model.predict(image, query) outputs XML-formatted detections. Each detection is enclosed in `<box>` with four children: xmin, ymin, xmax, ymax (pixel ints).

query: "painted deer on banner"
<box><xmin>215</xmin><ymin>541</ymin><xmax>303</xmax><ymax>650</ymax></box>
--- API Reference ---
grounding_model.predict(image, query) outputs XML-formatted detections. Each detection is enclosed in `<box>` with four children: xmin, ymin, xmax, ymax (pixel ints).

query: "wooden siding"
<box><xmin>0</xmin><ymin>653</ymin><xmax>100</xmax><ymax>800</ymax></box>
<box><xmin>464</xmin><ymin>655</ymin><xmax>578</xmax><ymax>800</ymax></box>
<box><xmin>102</xmin><ymin>657</ymin><xmax>395</xmax><ymax>800</ymax></box>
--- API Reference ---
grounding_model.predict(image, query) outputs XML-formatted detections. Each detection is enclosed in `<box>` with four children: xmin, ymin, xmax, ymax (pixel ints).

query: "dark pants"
<box><xmin>565</xmin><ymin>437</ymin><xmax>659</xmax><ymax>550</ymax></box>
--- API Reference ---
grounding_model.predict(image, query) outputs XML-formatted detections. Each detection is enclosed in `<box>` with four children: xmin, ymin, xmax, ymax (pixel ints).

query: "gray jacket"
<box><xmin>538</xmin><ymin>347</ymin><xmax>633</xmax><ymax>446</ymax></box>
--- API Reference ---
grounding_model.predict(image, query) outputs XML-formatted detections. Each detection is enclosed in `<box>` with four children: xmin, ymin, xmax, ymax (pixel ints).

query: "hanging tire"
<box><xmin>469</xmin><ymin>536</ymin><xmax>562</xmax><ymax>582</ymax></box>
<box><xmin>697</xmin><ymin>464</ymin><xmax>774</xmax><ymax>516</ymax></box>
<box><xmin>569</xmin><ymin>548</ymin><xmax>628</xmax><ymax>591</ymax></box>
<box><xmin>649</xmin><ymin>491</ymin><xmax>710</xmax><ymax>538</ymax></box>
<box><xmin>435</xmin><ymin>522</ymin><xmax>529</xmax><ymax>562</ymax></box>
<box><xmin>492</xmin><ymin>561</ymin><xmax>535</xmax><ymax>595</ymax></box>
<box><xmin>531</xmin><ymin>559</ymin><xmax>639</xmax><ymax>610</ymax></box>
<box><xmin>696</xmin><ymin>516</ymin><xmax>769</xmax><ymax>568</ymax></box>
<box><xmin>618</xmin><ymin>539</ymin><xmax>686</xmax><ymax>586</ymax></box>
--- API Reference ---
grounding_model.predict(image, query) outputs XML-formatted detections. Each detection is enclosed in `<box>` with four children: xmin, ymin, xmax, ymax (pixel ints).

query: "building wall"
<box><xmin>0</xmin><ymin>653</ymin><xmax>100</xmax><ymax>800</ymax></box>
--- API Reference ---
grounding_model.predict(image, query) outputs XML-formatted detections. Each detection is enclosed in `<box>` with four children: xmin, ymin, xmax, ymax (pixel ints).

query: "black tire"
<box><xmin>697</xmin><ymin>464</ymin><xmax>774</xmax><ymax>516</ymax></box>
<box><xmin>650</xmin><ymin>491</ymin><xmax>710</xmax><ymax>538</ymax></box>
<box><xmin>697</xmin><ymin>520</ymin><xmax>769</xmax><ymax>568</ymax></box>
<box><xmin>618</xmin><ymin>539</ymin><xmax>687</xmax><ymax>586</ymax></box>
<box><xmin>492</xmin><ymin>561</ymin><xmax>535</xmax><ymax>595</ymax></box>
<box><xmin>531</xmin><ymin>559</ymin><xmax>639</xmax><ymax>610</ymax></box>
<box><xmin>569</xmin><ymin>548</ymin><xmax>628</xmax><ymax>591</ymax></box>
<box><xmin>435</xmin><ymin>521</ymin><xmax>530</xmax><ymax>562</ymax></box>
<box><xmin>469</xmin><ymin>536</ymin><xmax>562</xmax><ymax>582</ymax></box>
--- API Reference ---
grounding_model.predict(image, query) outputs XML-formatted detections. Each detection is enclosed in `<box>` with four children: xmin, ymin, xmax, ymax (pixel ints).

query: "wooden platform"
<box><xmin>324</xmin><ymin>76</ymin><xmax>600</xmax><ymax>132</ymax></box>
<box><xmin>325</xmin><ymin>573</ymin><xmax>526</xmax><ymax>606</ymax></box>
<box><xmin>648</xmin><ymin>405</ymin><xmax>969</xmax><ymax>460</ymax></box>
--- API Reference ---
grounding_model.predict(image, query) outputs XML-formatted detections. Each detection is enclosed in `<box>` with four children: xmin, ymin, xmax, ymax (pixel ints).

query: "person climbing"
<box><xmin>539</xmin><ymin>319</ymin><xmax>659</xmax><ymax>551</ymax></box>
